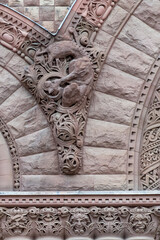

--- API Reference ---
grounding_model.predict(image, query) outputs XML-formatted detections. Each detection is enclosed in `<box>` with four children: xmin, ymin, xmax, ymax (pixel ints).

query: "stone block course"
<box><xmin>83</xmin><ymin>147</ymin><xmax>127</xmax><ymax>174</ymax></box>
<box><xmin>88</xmin><ymin>90</ymin><xmax>136</xmax><ymax>125</ymax></box>
<box><xmin>15</xmin><ymin>127</ymin><xmax>56</xmax><ymax>156</ymax></box>
<box><xmin>85</xmin><ymin>119</ymin><xmax>130</xmax><ymax>150</ymax></box>
<box><xmin>0</xmin><ymin>69</ymin><xmax>20</xmax><ymax>105</ymax></box>
<box><xmin>20</xmin><ymin>151</ymin><xmax>59</xmax><ymax>175</ymax></box>
<box><xmin>96</xmin><ymin>64</ymin><xmax>144</xmax><ymax>102</ymax></box>
<box><xmin>134</xmin><ymin>0</ymin><xmax>160</xmax><ymax>32</ymax></box>
<box><xmin>118</xmin><ymin>0</ymin><xmax>138</xmax><ymax>12</ymax></box>
<box><xmin>119</xmin><ymin>15</ymin><xmax>160</xmax><ymax>58</ymax></box>
<box><xmin>0</xmin><ymin>87</ymin><xmax>36</xmax><ymax>123</ymax></box>
<box><xmin>7</xmin><ymin>105</ymin><xmax>48</xmax><ymax>139</ymax></box>
<box><xmin>106</xmin><ymin>39</ymin><xmax>154</xmax><ymax>79</ymax></box>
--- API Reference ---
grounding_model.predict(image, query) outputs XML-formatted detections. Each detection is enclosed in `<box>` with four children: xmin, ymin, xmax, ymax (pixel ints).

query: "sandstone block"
<box><xmin>83</xmin><ymin>147</ymin><xmax>127</xmax><ymax>174</ymax></box>
<box><xmin>41</xmin><ymin>21</ymin><xmax>54</xmax><ymax>32</ymax></box>
<box><xmin>102</xmin><ymin>6</ymin><xmax>128</xmax><ymax>36</ymax></box>
<box><xmin>134</xmin><ymin>0</ymin><xmax>160</xmax><ymax>32</ymax></box>
<box><xmin>55</xmin><ymin>0</ymin><xmax>70</xmax><ymax>6</ymax></box>
<box><xmin>24</xmin><ymin>0</ymin><xmax>39</xmax><ymax>6</ymax></box>
<box><xmin>84</xmin><ymin>119</ymin><xmax>130</xmax><ymax>150</ymax></box>
<box><xmin>119</xmin><ymin>16</ymin><xmax>160</xmax><ymax>58</ymax></box>
<box><xmin>0</xmin><ymin>69</ymin><xmax>20</xmax><ymax>105</ymax></box>
<box><xmin>40</xmin><ymin>0</ymin><xmax>54</xmax><ymax>5</ymax></box>
<box><xmin>0</xmin><ymin>87</ymin><xmax>36</xmax><ymax>122</ymax></box>
<box><xmin>0</xmin><ymin>45</ymin><xmax>14</xmax><ymax>63</ymax></box>
<box><xmin>88</xmin><ymin>91</ymin><xmax>136</xmax><ymax>125</ymax></box>
<box><xmin>8</xmin><ymin>0</ymin><xmax>23</xmax><ymax>6</ymax></box>
<box><xmin>24</xmin><ymin>7</ymin><xmax>39</xmax><ymax>21</ymax></box>
<box><xmin>7</xmin><ymin>54</ymin><xmax>29</xmax><ymax>75</ymax></box>
<box><xmin>39</xmin><ymin>6</ymin><xmax>54</xmax><ymax>21</ymax></box>
<box><xmin>21</xmin><ymin>175</ymin><xmax>94</xmax><ymax>191</ymax></box>
<box><xmin>95</xmin><ymin>30</ymin><xmax>113</xmax><ymax>51</ymax></box>
<box><xmin>0</xmin><ymin>175</ymin><xmax>13</xmax><ymax>191</ymax></box>
<box><xmin>55</xmin><ymin>7</ymin><xmax>68</xmax><ymax>21</ymax></box>
<box><xmin>7</xmin><ymin>105</ymin><xmax>48</xmax><ymax>139</ymax></box>
<box><xmin>20</xmin><ymin>151</ymin><xmax>59</xmax><ymax>175</ymax></box>
<box><xmin>106</xmin><ymin>39</ymin><xmax>154</xmax><ymax>79</ymax></box>
<box><xmin>118</xmin><ymin>0</ymin><xmax>138</xmax><ymax>12</ymax></box>
<box><xmin>94</xmin><ymin>175</ymin><xmax>127</xmax><ymax>190</ymax></box>
<box><xmin>16</xmin><ymin>127</ymin><xmax>56</xmax><ymax>156</ymax></box>
<box><xmin>96</xmin><ymin>64</ymin><xmax>143</xmax><ymax>102</ymax></box>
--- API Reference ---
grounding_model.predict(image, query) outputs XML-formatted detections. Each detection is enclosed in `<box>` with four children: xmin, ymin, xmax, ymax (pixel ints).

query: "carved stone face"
<box><xmin>6</xmin><ymin>214</ymin><xmax>28</xmax><ymax>234</ymax></box>
<box><xmin>130</xmin><ymin>213</ymin><xmax>151</xmax><ymax>233</ymax></box>
<box><xmin>70</xmin><ymin>212</ymin><xmax>90</xmax><ymax>234</ymax></box>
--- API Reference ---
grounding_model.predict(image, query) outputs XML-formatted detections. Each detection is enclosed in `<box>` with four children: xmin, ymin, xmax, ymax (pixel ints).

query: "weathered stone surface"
<box><xmin>16</xmin><ymin>127</ymin><xmax>56</xmax><ymax>156</ymax></box>
<box><xmin>83</xmin><ymin>147</ymin><xmax>127</xmax><ymax>174</ymax></box>
<box><xmin>55</xmin><ymin>6</ymin><xmax>68</xmax><ymax>21</ymax></box>
<box><xmin>7</xmin><ymin>54</ymin><xmax>28</xmax><ymax>75</ymax></box>
<box><xmin>102</xmin><ymin>5</ymin><xmax>128</xmax><ymax>36</ymax></box>
<box><xmin>118</xmin><ymin>0</ymin><xmax>138</xmax><ymax>12</ymax></box>
<box><xmin>0</xmin><ymin>45</ymin><xmax>14</xmax><ymax>63</ymax></box>
<box><xmin>95</xmin><ymin>30</ymin><xmax>113</xmax><ymax>51</ymax></box>
<box><xmin>8</xmin><ymin>0</ymin><xmax>23</xmax><ymax>6</ymax></box>
<box><xmin>24</xmin><ymin>7</ymin><xmax>39</xmax><ymax>21</ymax></box>
<box><xmin>39</xmin><ymin>6</ymin><xmax>54</xmax><ymax>21</ymax></box>
<box><xmin>20</xmin><ymin>151</ymin><xmax>59</xmax><ymax>175</ymax></box>
<box><xmin>0</xmin><ymin>175</ymin><xmax>13</xmax><ymax>191</ymax></box>
<box><xmin>94</xmin><ymin>175</ymin><xmax>127</xmax><ymax>190</ymax></box>
<box><xmin>21</xmin><ymin>175</ymin><xmax>94</xmax><ymax>191</ymax></box>
<box><xmin>0</xmin><ymin>87</ymin><xmax>36</xmax><ymax>123</ymax></box>
<box><xmin>0</xmin><ymin>69</ymin><xmax>20</xmax><ymax>105</ymax></box>
<box><xmin>88</xmin><ymin>91</ymin><xmax>136</xmax><ymax>125</ymax></box>
<box><xmin>84</xmin><ymin>119</ymin><xmax>130</xmax><ymax>150</ymax></box>
<box><xmin>0</xmin><ymin>159</ymin><xmax>13</xmax><ymax>176</ymax></box>
<box><xmin>119</xmin><ymin>16</ymin><xmax>160</xmax><ymax>58</ymax></box>
<box><xmin>106</xmin><ymin>39</ymin><xmax>154</xmax><ymax>79</ymax></box>
<box><xmin>40</xmin><ymin>0</ymin><xmax>54</xmax><ymax>5</ymax></box>
<box><xmin>96</xmin><ymin>64</ymin><xmax>143</xmax><ymax>102</ymax></box>
<box><xmin>134</xmin><ymin>0</ymin><xmax>160</xmax><ymax>32</ymax></box>
<box><xmin>7</xmin><ymin>105</ymin><xmax>48</xmax><ymax>139</ymax></box>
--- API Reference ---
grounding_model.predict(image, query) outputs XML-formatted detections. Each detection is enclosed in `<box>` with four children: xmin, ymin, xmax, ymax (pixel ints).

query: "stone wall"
<box><xmin>1</xmin><ymin>0</ymin><xmax>74</xmax><ymax>32</ymax></box>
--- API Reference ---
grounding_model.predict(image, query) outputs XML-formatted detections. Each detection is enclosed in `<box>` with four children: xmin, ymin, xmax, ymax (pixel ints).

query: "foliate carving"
<box><xmin>0</xmin><ymin>118</ymin><xmax>20</xmax><ymax>190</ymax></box>
<box><xmin>22</xmin><ymin>40</ymin><xmax>94</xmax><ymax>174</ymax></box>
<box><xmin>140</xmin><ymin>91</ymin><xmax>160</xmax><ymax>190</ymax></box>
<box><xmin>0</xmin><ymin>16</ymin><xmax>27</xmax><ymax>51</ymax></box>
<box><xmin>77</xmin><ymin>0</ymin><xmax>118</xmax><ymax>28</ymax></box>
<box><xmin>0</xmin><ymin>206</ymin><xmax>159</xmax><ymax>239</ymax></box>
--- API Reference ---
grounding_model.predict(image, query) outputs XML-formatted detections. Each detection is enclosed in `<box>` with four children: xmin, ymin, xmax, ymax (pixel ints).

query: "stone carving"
<box><xmin>77</xmin><ymin>0</ymin><xmax>118</xmax><ymax>28</ymax></box>
<box><xmin>0</xmin><ymin>118</ymin><xmax>20</xmax><ymax>190</ymax></box>
<box><xmin>140</xmin><ymin>91</ymin><xmax>160</xmax><ymax>190</ymax></box>
<box><xmin>22</xmin><ymin>40</ymin><xmax>94</xmax><ymax>174</ymax></box>
<box><xmin>0</xmin><ymin>16</ymin><xmax>27</xmax><ymax>52</ymax></box>
<box><xmin>0</xmin><ymin>206</ymin><xmax>158</xmax><ymax>239</ymax></box>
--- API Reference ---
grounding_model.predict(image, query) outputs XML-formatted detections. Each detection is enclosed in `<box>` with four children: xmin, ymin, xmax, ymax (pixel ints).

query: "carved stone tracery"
<box><xmin>140</xmin><ymin>86</ymin><xmax>160</xmax><ymax>190</ymax></box>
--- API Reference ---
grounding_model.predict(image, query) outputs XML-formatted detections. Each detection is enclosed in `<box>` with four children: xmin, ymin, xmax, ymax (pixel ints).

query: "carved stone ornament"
<box><xmin>0</xmin><ymin>205</ymin><xmax>159</xmax><ymax>239</ymax></box>
<box><xmin>22</xmin><ymin>40</ymin><xmax>94</xmax><ymax>174</ymax></box>
<box><xmin>140</xmin><ymin>88</ymin><xmax>160</xmax><ymax>190</ymax></box>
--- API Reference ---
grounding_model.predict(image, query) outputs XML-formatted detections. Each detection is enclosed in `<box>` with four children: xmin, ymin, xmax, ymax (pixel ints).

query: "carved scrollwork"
<box><xmin>0</xmin><ymin>206</ymin><xmax>159</xmax><ymax>239</ymax></box>
<box><xmin>22</xmin><ymin>40</ymin><xmax>94</xmax><ymax>174</ymax></box>
<box><xmin>140</xmin><ymin>91</ymin><xmax>160</xmax><ymax>190</ymax></box>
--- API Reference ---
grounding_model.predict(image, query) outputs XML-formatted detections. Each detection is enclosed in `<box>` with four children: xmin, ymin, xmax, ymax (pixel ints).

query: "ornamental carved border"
<box><xmin>0</xmin><ymin>194</ymin><xmax>159</xmax><ymax>239</ymax></box>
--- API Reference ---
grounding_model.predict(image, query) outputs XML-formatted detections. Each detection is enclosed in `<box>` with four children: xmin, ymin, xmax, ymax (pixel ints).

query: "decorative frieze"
<box><xmin>0</xmin><ymin>204</ymin><xmax>159</xmax><ymax>239</ymax></box>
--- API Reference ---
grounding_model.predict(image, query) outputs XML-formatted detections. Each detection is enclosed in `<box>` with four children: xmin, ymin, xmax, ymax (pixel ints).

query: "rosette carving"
<box><xmin>22</xmin><ymin>40</ymin><xmax>94</xmax><ymax>174</ymax></box>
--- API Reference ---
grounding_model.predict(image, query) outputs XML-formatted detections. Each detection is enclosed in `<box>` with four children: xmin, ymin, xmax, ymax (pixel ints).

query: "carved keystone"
<box><xmin>22</xmin><ymin>40</ymin><xmax>94</xmax><ymax>175</ymax></box>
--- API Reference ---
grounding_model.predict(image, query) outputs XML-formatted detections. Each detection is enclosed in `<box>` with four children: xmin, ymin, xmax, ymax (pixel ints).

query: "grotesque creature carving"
<box><xmin>22</xmin><ymin>40</ymin><xmax>94</xmax><ymax>175</ymax></box>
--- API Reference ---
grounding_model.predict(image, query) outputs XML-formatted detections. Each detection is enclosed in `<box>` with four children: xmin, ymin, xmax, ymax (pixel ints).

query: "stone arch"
<box><xmin>0</xmin><ymin>0</ymin><xmax>160</xmax><ymax>192</ymax></box>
